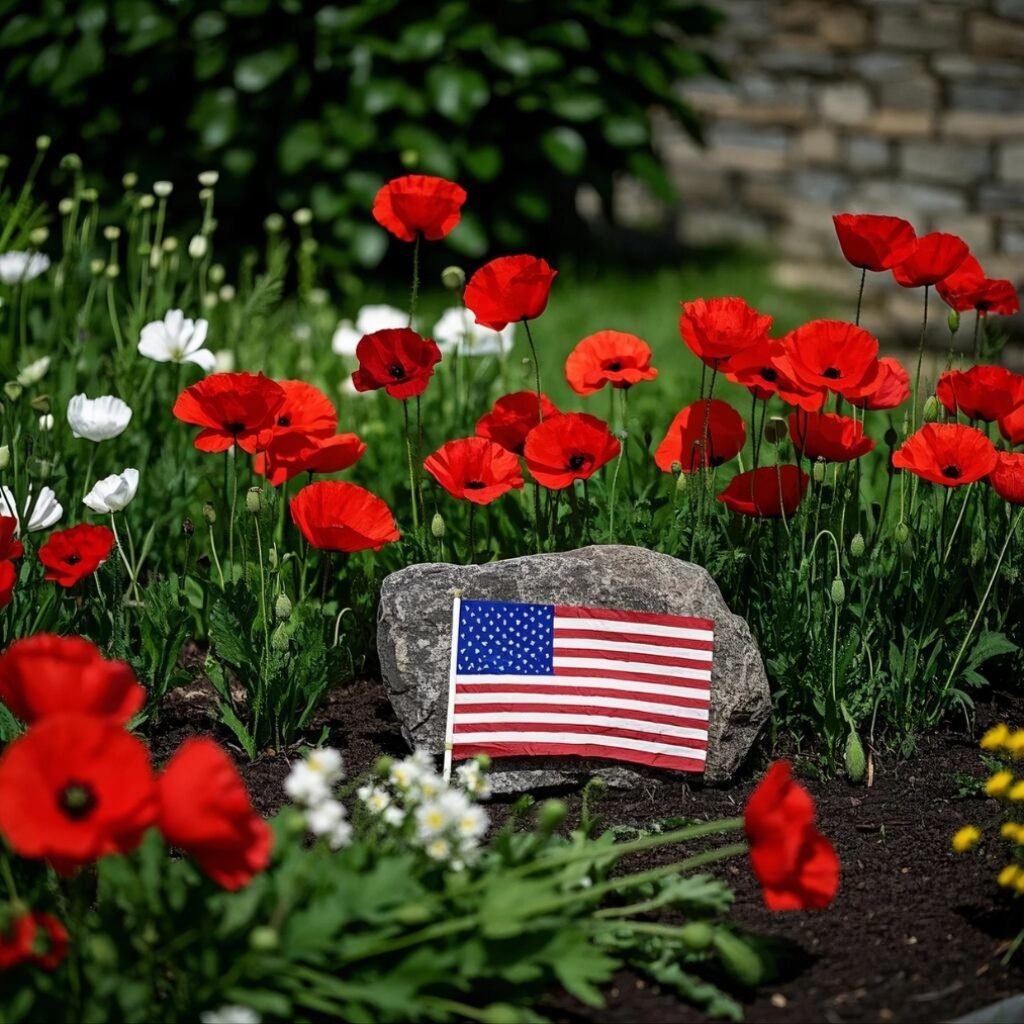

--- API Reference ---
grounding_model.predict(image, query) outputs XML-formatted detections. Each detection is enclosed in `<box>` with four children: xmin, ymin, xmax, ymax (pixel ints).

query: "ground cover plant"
<box><xmin>0</xmin><ymin>151</ymin><xmax>1022</xmax><ymax>1018</ymax></box>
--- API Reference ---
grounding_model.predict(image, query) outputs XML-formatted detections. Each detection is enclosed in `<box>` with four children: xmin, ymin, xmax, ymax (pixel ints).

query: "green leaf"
<box><xmin>216</xmin><ymin>701</ymin><xmax>257</xmax><ymax>759</ymax></box>
<box><xmin>540</xmin><ymin>127</ymin><xmax>586</xmax><ymax>175</ymax></box>
<box><xmin>278</xmin><ymin>121</ymin><xmax>323</xmax><ymax>175</ymax></box>
<box><xmin>603</xmin><ymin>114</ymin><xmax>649</xmax><ymax>148</ymax></box>
<box><xmin>351</xmin><ymin>225</ymin><xmax>388</xmax><ymax>268</ymax></box>
<box><xmin>461</xmin><ymin>144</ymin><xmax>503</xmax><ymax>182</ymax></box>
<box><xmin>552</xmin><ymin>93</ymin><xmax>604</xmax><ymax>122</ymax></box>
<box><xmin>426</xmin><ymin>65</ymin><xmax>490</xmax><ymax>125</ymax></box>
<box><xmin>235</xmin><ymin>46</ymin><xmax>296</xmax><ymax>92</ymax></box>
<box><xmin>548</xmin><ymin>930</ymin><xmax>618</xmax><ymax>1008</ymax></box>
<box><xmin>51</xmin><ymin>33</ymin><xmax>104</xmax><ymax>94</ymax></box>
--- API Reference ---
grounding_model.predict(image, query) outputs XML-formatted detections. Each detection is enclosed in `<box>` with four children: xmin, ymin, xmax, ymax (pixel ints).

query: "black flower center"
<box><xmin>65</xmin><ymin>554</ymin><xmax>82</xmax><ymax>565</ymax></box>
<box><xmin>465</xmin><ymin>480</ymin><xmax>486</xmax><ymax>490</ymax></box>
<box><xmin>760</xmin><ymin>367</ymin><xmax>778</xmax><ymax>382</ymax></box>
<box><xmin>568</xmin><ymin>454</ymin><xmax>586</xmax><ymax>471</ymax></box>
<box><xmin>225</xmin><ymin>420</ymin><xmax>245</xmax><ymax>434</ymax></box>
<box><xmin>822</xmin><ymin>367</ymin><xmax>841</xmax><ymax>380</ymax></box>
<box><xmin>388</xmin><ymin>363</ymin><xmax>406</xmax><ymax>380</ymax></box>
<box><xmin>942</xmin><ymin>465</ymin><xmax>962</xmax><ymax>479</ymax></box>
<box><xmin>277</xmin><ymin>415</ymin><xmax>291</xmax><ymax>427</ymax></box>
<box><xmin>605</xmin><ymin>360</ymin><xmax>622</xmax><ymax>372</ymax></box>
<box><xmin>58</xmin><ymin>781</ymin><xmax>97</xmax><ymax>821</ymax></box>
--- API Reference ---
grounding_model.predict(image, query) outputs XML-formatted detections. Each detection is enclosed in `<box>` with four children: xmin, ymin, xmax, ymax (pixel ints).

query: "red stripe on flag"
<box><xmin>453</xmin><ymin>700</ymin><xmax>709</xmax><ymax>728</ymax></box>
<box><xmin>553</xmin><ymin>628</ymin><xmax>715</xmax><ymax>651</ymax></box>
<box><xmin>452</xmin><ymin>720</ymin><xmax>709</xmax><ymax>748</ymax></box>
<box><xmin>554</xmin><ymin>665</ymin><xmax>713</xmax><ymax>689</ymax></box>
<box><xmin>456</xmin><ymin>683</ymin><xmax>711</xmax><ymax>711</ymax></box>
<box><xmin>553</xmin><ymin>648</ymin><xmax>713</xmax><ymax>671</ymax></box>
<box><xmin>554</xmin><ymin>606</ymin><xmax>713</xmax><ymax>630</ymax></box>
<box><xmin>452</xmin><ymin>740</ymin><xmax>706</xmax><ymax>774</ymax></box>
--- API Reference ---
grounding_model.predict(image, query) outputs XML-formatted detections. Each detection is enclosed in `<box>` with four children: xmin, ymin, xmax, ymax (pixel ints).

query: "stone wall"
<box><xmin>629</xmin><ymin>0</ymin><xmax>1024</xmax><ymax>341</ymax></box>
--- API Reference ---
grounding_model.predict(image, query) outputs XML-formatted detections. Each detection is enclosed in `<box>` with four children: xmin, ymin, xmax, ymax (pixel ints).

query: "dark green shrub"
<box><xmin>0</xmin><ymin>0</ymin><xmax>723</xmax><ymax>279</ymax></box>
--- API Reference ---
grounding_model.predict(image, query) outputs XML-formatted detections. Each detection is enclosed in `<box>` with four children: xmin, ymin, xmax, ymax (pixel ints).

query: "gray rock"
<box><xmin>377</xmin><ymin>545</ymin><xmax>771</xmax><ymax>793</ymax></box>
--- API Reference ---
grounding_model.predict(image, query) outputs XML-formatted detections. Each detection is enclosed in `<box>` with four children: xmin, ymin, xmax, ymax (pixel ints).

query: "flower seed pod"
<box><xmin>263</xmin><ymin>213</ymin><xmax>284</xmax><ymax>234</ymax></box>
<box><xmin>675</xmin><ymin>472</ymin><xmax>688</xmax><ymax>495</ymax></box>
<box><xmin>763</xmin><ymin>416</ymin><xmax>788</xmax><ymax>444</ymax></box>
<box><xmin>923</xmin><ymin>396</ymin><xmax>939</xmax><ymax>423</ymax></box>
<box><xmin>292</xmin><ymin>207</ymin><xmax>313</xmax><ymax>226</ymax></box>
<box><xmin>275</xmin><ymin>592</ymin><xmax>293</xmax><ymax>621</ymax></box>
<box><xmin>3</xmin><ymin>382</ymin><xmax>22</xmax><ymax>402</ymax></box>
<box><xmin>122</xmin><ymin>172</ymin><xmax>138</xmax><ymax>189</ymax></box>
<box><xmin>58</xmin><ymin>198</ymin><xmax>74</xmax><ymax>215</ymax></box>
<box><xmin>29</xmin><ymin>227</ymin><xmax>48</xmax><ymax>247</ymax></box>
<box><xmin>270</xmin><ymin>623</ymin><xmax>291</xmax><ymax>652</ymax></box>
<box><xmin>844</xmin><ymin>728</ymin><xmax>866</xmax><ymax>783</ymax></box>
<box><xmin>884</xmin><ymin>426</ymin><xmax>898</xmax><ymax>448</ymax></box>
<box><xmin>103</xmin><ymin>226</ymin><xmax>121</xmax><ymax>241</ymax></box>
<box><xmin>830</xmin><ymin>577</ymin><xmax>845</xmax><ymax>606</ymax></box>
<box><xmin>202</xmin><ymin>501</ymin><xmax>217</xmax><ymax>525</ymax></box>
<box><xmin>59</xmin><ymin>152</ymin><xmax>82</xmax><ymax>171</ymax></box>
<box><xmin>812</xmin><ymin>459</ymin><xmax>826</xmax><ymax>483</ymax></box>
<box><xmin>713</xmin><ymin>930</ymin><xmax>764</xmax><ymax>987</ymax></box>
<box><xmin>894</xmin><ymin>522</ymin><xmax>909</xmax><ymax>544</ymax></box>
<box><xmin>947</xmin><ymin>309</ymin><xmax>960</xmax><ymax>334</ymax></box>
<box><xmin>537</xmin><ymin>798</ymin><xmax>567</xmax><ymax>834</ymax></box>
<box><xmin>678</xmin><ymin>921</ymin><xmax>715</xmax><ymax>952</ymax></box>
<box><xmin>36</xmin><ymin>135</ymin><xmax>51</xmax><ymax>151</ymax></box>
<box><xmin>850</xmin><ymin>532</ymin><xmax>865</xmax><ymax>558</ymax></box>
<box><xmin>441</xmin><ymin>265</ymin><xmax>466</xmax><ymax>291</ymax></box>
<box><xmin>198</xmin><ymin>170</ymin><xmax>219</xmax><ymax>187</ymax></box>
<box><xmin>188</xmin><ymin>234</ymin><xmax>208</xmax><ymax>259</ymax></box>
<box><xmin>248</xmin><ymin>926</ymin><xmax>279</xmax><ymax>952</ymax></box>
<box><xmin>182</xmin><ymin>518</ymin><xmax>194</xmax><ymax>538</ymax></box>
<box><xmin>153</xmin><ymin>180</ymin><xmax>173</xmax><ymax>198</ymax></box>
<box><xmin>245</xmin><ymin>487</ymin><xmax>262</xmax><ymax>515</ymax></box>
<box><xmin>431</xmin><ymin>512</ymin><xmax>446</xmax><ymax>539</ymax></box>
<box><xmin>29</xmin><ymin>394</ymin><xmax>50</xmax><ymax>413</ymax></box>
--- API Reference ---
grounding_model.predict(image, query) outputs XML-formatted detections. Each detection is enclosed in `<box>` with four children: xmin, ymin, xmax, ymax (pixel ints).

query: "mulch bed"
<box><xmin>149</xmin><ymin>675</ymin><xmax>1024</xmax><ymax>1023</ymax></box>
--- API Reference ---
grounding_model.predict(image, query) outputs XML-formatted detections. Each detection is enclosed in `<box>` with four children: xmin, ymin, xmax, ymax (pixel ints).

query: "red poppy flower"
<box><xmin>789</xmin><ymin>412</ymin><xmax>875</xmax><ymax>463</ymax></box>
<box><xmin>937</xmin><ymin>254</ymin><xmax>1021</xmax><ymax>316</ymax></box>
<box><xmin>0</xmin><ymin>561</ymin><xmax>15</xmax><ymax>611</ymax></box>
<box><xmin>158</xmin><ymin>738</ymin><xmax>271</xmax><ymax>891</ymax></box>
<box><xmin>351</xmin><ymin>328</ymin><xmax>442</xmax><ymax>400</ymax></box>
<box><xmin>38</xmin><ymin>524</ymin><xmax>115</xmax><ymax>588</ymax></box>
<box><xmin>717</xmin><ymin>465</ymin><xmax>809</xmax><ymax>518</ymax></box>
<box><xmin>523</xmin><ymin>413</ymin><xmax>620</xmax><ymax>490</ymax></box>
<box><xmin>891</xmin><ymin>232</ymin><xmax>970</xmax><ymax>288</ymax></box>
<box><xmin>744</xmin><ymin>761</ymin><xmax>840</xmax><ymax>911</ymax></box>
<box><xmin>372</xmin><ymin>175</ymin><xmax>467</xmax><ymax>243</ymax></box>
<box><xmin>424</xmin><ymin>437</ymin><xmax>525</xmax><ymax>505</ymax></box>
<box><xmin>0</xmin><ymin>914</ymin><xmax>34</xmax><ymax>970</ymax></box>
<box><xmin>0</xmin><ymin>713</ymin><xmax>157</xmax><ymax>873</ymax></box>
<box><xmin>475</xmin><ymin>391</ymin><xmax>560</xmax><ymax>455</ymax></box>
<box><xmin>24</xmin><ymin>912</ymin><xmax>69</xmax><ymax>970</ymax></box>
<box><xmin>565</xmin><ymin>330</ymin><xmax>658</xmax><ymax>395</ymax></box>
<box><xmin>850</xmin><ymin>356</ymin><xmax>911</xmax><ymax>412</ymax></box>
<box><xmin>654</xmin><ymin>400</ymin><xmax>747</xmax><ymax>474</ymax></box>
<box><xmin>990</xmin><ymin>451</ymin><xmax>1024</xmax><ymax>505</ymax></box>
<box><xmin>723</xmin><ymin>340</ymin><xmax>825</xmax><ymax>410</ymax></box>
<box><xmin>832</xmin><ymin>213</ymin><xmax>917</xmax><ymax>272</ymax></box>
<box><xmin>778</xmin><ymin>320</ymin><xmax>880</xmax><ymax>402</ymax></box>
<box><xmin>0</xmin><ymin>634</ymin><xmax>144</xmax><ymax>725</ymax></box>
<box><xmin>290</xmin><ymin>481</ymin><xmax>400</xmax><ymax>552</ymax></box>
<box><xmin>936</xmin><ymin>366</ymin><xmax>1024</xmax><ymax>422</ymax></box>
<box><xmin>679</xmin><ymin>297</ymin><xmax>772</xmax><ymax>369</ymax></box>
<box><xmin>172</xmin><ymin>372</ymin><xmax>286</xmax><ymax>454</ymax></box>
<box><xmin>260</xmin><ymin>380</ymin><xmax>337</xmax><ymax>443</ymax></box>
<box><xmin>892</xmin><ymin>423</ymin><xmax>998</xmax><ymax>486</ymax></box>
<box><xmin>1000</xmin><ymin>404</ymin><xmax>1024</xmax><ymax>447</ymax></box>
<box><xmin>464</xmin><ymin>255</ymin><xmax>558</xmax><ymax>331</ymax></box>
<box><xmin>0</xmin><ymin>516</ymin><xmax>23</xmax><ymax>562</ymax></box>
<box><xmin>261</xmin><ymin>432</ymin><xmax>367</xmax><ymax>486</ymax></box>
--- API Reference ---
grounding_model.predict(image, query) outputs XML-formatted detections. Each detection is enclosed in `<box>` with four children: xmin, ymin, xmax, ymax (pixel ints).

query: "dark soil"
<box><xmin>148</xmin><ymin>673</ymin><xmax>1024</xmax><ymax>1023</ymax></box>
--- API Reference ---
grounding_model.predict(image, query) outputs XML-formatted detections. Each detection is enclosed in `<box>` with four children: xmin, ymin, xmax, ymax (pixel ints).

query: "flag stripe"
<box><xmin>453</xmin><ymin>712</ymin><xmax>709</xmax><ymax>741</ymax></box>
<box><xmin>453</xmin><ymin>690</ymin><xmax>710</xmax><ymax>717</ymax></box>
<box><xmin>453</xmin><ymin>701</ymin><xmax>709</xmax><ymax>728</ymax></box>
<box><xmin>452</xmin><ymin>731</ymin><xmax>707</xmax><ymax>760</ymax></box>
<box><xmin>552</xmin><ymin>617</ymin><xmax>714</xmax><ymax>642</ymax></box>
<box><xmin>553</xmin><ymin>635</ymin><xmax>714</xmax><ymax>659</ymax></box>
<box><xmin>553</xmin><ymin>647</ymin><xmax>713</xmax><ymax>670</ymax></box>
<box><xmin>452</xmin><ymin>741</ymin><xmax>707</xmax><ymax>773</ymax></box>
<box><xmin>554</xmin><ymin>606</ymin><xmax>713</xmax><ymax>630</ymax></box>
<box><xmin>454</xmin><ymin>678</ymin><xmax>711</xmax><ymax>709</ymax></box>
<box><xmin>554</xmin><ymin>660</ymin><xmax>711</xmax><ymax>682</ymax></box>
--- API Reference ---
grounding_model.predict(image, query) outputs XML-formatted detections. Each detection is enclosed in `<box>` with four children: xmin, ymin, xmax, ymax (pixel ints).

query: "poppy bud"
<box><xmin>678</xmin><ymin>921</ymin><xmax>715</xmax><ymax>951</ymax></box>
<box><xmin>947</xmin><ymin>310</ymin><xmax>960</xmax><ymax>334</ymax></box>
<box><xmin>431</xmin><ymin>512</ymin><xmax>446</xmax><ymax>538</ymax></box>
<box><xmin>275</xmin><ymin>592</ymin><xmax>292</xmax><ymax>620</ymax></box>
<box><xmin>87</xmin><ymin>934</ymin><xmax>118</xmax><ymax>970</ymax></box>
<box><xmin>209</xmin><ymin>263</ymin><xmax>226</xmax><ymax>285</ymax></box>
<box><xmin>264</xmin><ymin>213</ymin><xmax>284</xmax><ymax>234</ymax></box>
<box><xmin>271</xmin><ymin>624</ymin><xmax>291</xmax><ymax>652</ymax></box>
<box><xmin>106</xmin><ymin>263</ymin><xmax>121</xmax><ymax>279</ymax></box>
<box><xmin>198</xmin><ymin>170</ymin><xmax>219</xmax><ymax>187</ymax></box>
<box><xmin>3</xmin><ymin>382</ymin><xmax>22</xmax><ymax>402</ymax></box>
<box><xmin>400</xmin><ymin>148</ymin><xmax>419</xmax><ymax>168</ymax></box>
<box><xmin>60</xmin><ymin>152</ymin><xmax>82</xmax><ymax>171</ymax></box>
<box><xmin>374</xmin><ymin>756</ymin><xmax>394</xmax><ymax>777</ymax></box>
<box><xmin>138</xmin><ymin>194</ymin><xmax>154</xmax><ymax>210</ymax></box>
<box><xmin>845</xmin><ymin>728</ymin><xmax>866</xmax><ymax>783</ymax></box>
<box><xmin>537</xmin><ymin>798</ymin><xmax>567</xmax><ymax>834</ymax></box>
<box><xmin>850</xmin><ymin>533</ymin><xmax>865</xmax><ymax>558</ymax></box>
<box><xmin>923</xmin><ymin>396</ymin><xmax>939</xmax><ymax>423</ymax></box>
<box><xmin>219</xmin><ymin>285</ymin><xmax>236</xmax><ymax>303</ymax></box>
<box><xmin>29</xmin><ymin>227</ymin><xmax>48</xmax><ymax>246</ymax></box>
<box><xmin>246</xmin><ymin>487</ymin><xmax>262</xmax><ymax>515</ymax></box>
<box><xmin>0</xmin><ymin>446</ymin><xmax>9</xmax><ymax>469</ymax></box>
<box><xmin>763</xmin><ymin>417</ymin><xmax>788</xmax><ymax>444</ymax></box>
<box><xmin>38</xmin><ymin>414</ymin><xmax>54</xmax><ymax>432</ymax></box>
<box><xmin>813</xmin><ymin>460</ymin><xmax>826</xmax><ymax>483</ymax></box>
<box><xmin>153</xmin><ymin>180</ymin><xmax>173</xmax><ymax>198</ymax></box>
<box><xmin>268</xmin><ymin>545</ymin><xmax>279</xmax><ymax>569</ymax></box>
<box><xmin>248</xmin><ymin>926</ymin><xmax>279</xmax><ymax>952</ymax></box>
<box><xmin>81</xmin><ymin>187</ymin><xmax>98</xmax><ymax>203</ymax></box>
<box><xmin>884</xmin><ymin>426</ymin><xmax>898</xmax><ymax>448</ymax></box>
<box><xmin>441</xmin><ymin>266</ymin><xmax>466</xmax><ymax>292</ymax></box>
<box><xmin>894</xmin><ymin>522</ymin><xmax>909</xmax><ymax>544</ymax></box>
<box><xmin>675</xmin><ymin>472</ymin><xmax>688</xmax><ymax>495</ymax></box>
<box><xmin>163</xmin><ymin>237</ymin><xmax>178</xmax><ymax>254</ymax></box>
<box><xmin>713</xmin><ymin>930</ymin><xmax>763</xmax><ymax>987</ymax></box>
<box><xmin>58</xmin><ymin>198</ymin><xmax>74</xmax><ymax>215</ymax></box>
<box><xmin>36</xmin><ymin>135</ymin><xmax>51</xmax><ymax>151</ymax></box>
<box><xmin>183</xmin><ymin>518</ymin><xmax>194</xmax><ymax>537</ymax></box>
<box><xmin>90</xmin><ymin>259</ymin><xmax>105</xmax><ymax>276</ymax></box>
<box><xmin>103</xmin><ymin>226</ymin><xmax>121</xmax><ymax>242</ymax></box>
<box><xmin>122</xmin><ymin>172</ymin><xmax>138</xmax><ymax>189</ymax></box>
<box><xmin>830</xmin><ymin>577</ymin><xmax>845</xmax><ymax>606</ymax></box>
<box><xmin>202</xmin><ymin>502</ymin><xmax>217</xmax><ymax>525</ymax></box>
<box><xmin>30</xmin><ymin>395</ymin><xmax>50</xmax><ymax>413</ymax></box>
<box><xmin>188</xmin><ymin>234</ymin><xmax>207</xmax><ymax>259</ymax></box>
<box><xmin>292</xmin><ymin>207</ymin><xmax>313</xmax><ymax>226</ymax></box>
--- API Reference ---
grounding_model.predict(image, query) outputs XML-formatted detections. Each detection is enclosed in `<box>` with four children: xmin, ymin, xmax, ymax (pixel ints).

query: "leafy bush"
<box><xmin>0</xmin><ymin>0</ymin><xmax>723</xmax><ymax>278</ymax></box>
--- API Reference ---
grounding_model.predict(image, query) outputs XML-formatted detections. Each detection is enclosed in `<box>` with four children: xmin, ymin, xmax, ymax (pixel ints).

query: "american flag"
<box><xmin>445</xmin><ymin>598</ymin><xmax>713</xmax><ymax>774</ymax></box>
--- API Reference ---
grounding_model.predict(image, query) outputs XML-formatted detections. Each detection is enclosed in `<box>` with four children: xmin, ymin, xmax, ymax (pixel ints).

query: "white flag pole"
<box><xmin>442</xmin><ymin>590</ymin><xmax>463</xmax><ymax>784</ymax></box>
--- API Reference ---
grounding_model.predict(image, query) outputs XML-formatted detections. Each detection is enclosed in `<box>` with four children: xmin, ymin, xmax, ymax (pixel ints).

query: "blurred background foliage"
<box><xmin>0</xmin><ymin>0</ymin><xmax>724</xmax><ymax>289</ymax></box>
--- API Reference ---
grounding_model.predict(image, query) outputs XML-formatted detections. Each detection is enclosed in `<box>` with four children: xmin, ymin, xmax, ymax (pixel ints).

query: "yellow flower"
<box><xmin>1010</xmin><ymin>782</ymin><xmax>1024</xmax><ymax>802</ymax></box>
<box><xmin>1008</xmin><ymin>731</ymin><xmax>1024</xmax><ymax>760</ymax></box>
<box><xmin>952</xmin><ymin>825</ymin><xmax>982</xmax><ymax>853</ymax></box>
<box><xmin>987</xmin><ymin>771</ymin><xmax>1015</xmax><ymax>798</ymax></box>
<box><xmin>1002</xmin><ymin>822</ymin><xmax>1024</xmax><ymax>843</ymax></box>
<box><xmin>998</xmin><ymin>865</ymin><xmax>1021</xmax><ymax>888</ymax></box>
<box><xmin>981</xmin><ymin>723</ymin><xmax>1011</xmax><ymax>750</ymax></box>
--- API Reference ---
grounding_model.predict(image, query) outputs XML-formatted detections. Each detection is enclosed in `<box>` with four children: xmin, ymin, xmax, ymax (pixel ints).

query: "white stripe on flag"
<box><xmin>456</xmin><ymin>675</ymin><xmax>711</xmax><ymax>707</ymax></box>
<box><xmin>553</xmin><ymin>617</ymin><xmax>714</xmax><ymax>642</ymax></box>
<box><xmin>452</xmin><ymin>731</ymin><xmax>708</xmax><ymax>761</ymax></box>
<box><xmin>552</xmin><ymin>636</ymin><xmax>714</xmax><ymax>660</ymax></box>
<box><xmin>552</xmin><ymin>656</ymin><xmax>712</xmax><ymax>680</ymax></box>
<box><xmin>453</xmin><ymin>711</ymin><xmax>708</xmax><ymax>740</ymax></box>
<box><xmin>453</xmin><ymin>690</ymin><xmax>710</xmax><ymax>717</ymax></box>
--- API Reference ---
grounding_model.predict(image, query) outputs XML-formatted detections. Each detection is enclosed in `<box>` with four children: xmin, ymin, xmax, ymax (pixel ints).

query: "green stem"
<box><xmin>409</xmin><ymin>232</ymin><xmax>421</xmax><ymax>327</ymax></box>
<box><xmin>854</xmin><ymin>267</ymin><xmax>866</xmax><ymax>326</ymax></box>
<box><xmin>522</xmin><ymin>318</ymin><xmax>543</xmax><ymax>421</ymax></box>
<box><xmin>403</xmin><ymin>400</ymin><xmax>420</xmax><ymax>533</ymax></box>
<box><xmin>912</xmin><ymin>285</ymin><xmax>930</xmax><ymax>432</ymax></box>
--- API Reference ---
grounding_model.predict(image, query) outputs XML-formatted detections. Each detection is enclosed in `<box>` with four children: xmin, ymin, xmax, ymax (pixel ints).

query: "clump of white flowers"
<box><xmin>283</xmin><ymin>747</ymin><xmax>352</xmax><ymax>850</ymax></box>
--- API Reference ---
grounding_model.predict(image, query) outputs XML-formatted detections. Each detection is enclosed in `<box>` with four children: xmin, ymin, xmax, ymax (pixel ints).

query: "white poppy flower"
<box><xmin>17</xmin><ymin>356</ymin><xmax>50</xmax><ymax>387</ymax></box>
<box><xmin>433</xmin><ymin>307</ymin><xmax>514</xmax><ymax>357</ymax></box>
<box><xmin>67</xmin><ymin>394</ymin><xmax>133</xmax><ymax>442</ymax></box>
<box><xmin>331</xmin><ymin>303</ymin><xmax>410</xmax><ymax>357</ymax></box>
<box><xmin>83</xmin><ymin>468</ymin><xmax>139</xmax><ymax>514</ymax></box>
<box><xmin>38</xmin><ymin>414</ymin><xmax>54</xmax><ymax>431</ymax></box>
<box><xmin>138</xmin><ymin>310</ymin><xmax>215</xmax><ymax>372</ymax></box>
<box><xmin>200</xmin><ymin>1008</ymin><xmax>262</xmax><ymax>1024</ymax></box>
<box><xmin>0</xmin><ymin>485</ymin><xmax>63</xmax><ymax>534</ymax></box>
<box><xmin>0</xmin><ymin>251</ymin><xmax>51</xmax><ymax>285</ymax></box>
<box><xmin>306</xmin><ymin>798</ymin><xmax>347</xmax><ymax>836</ymax></box>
